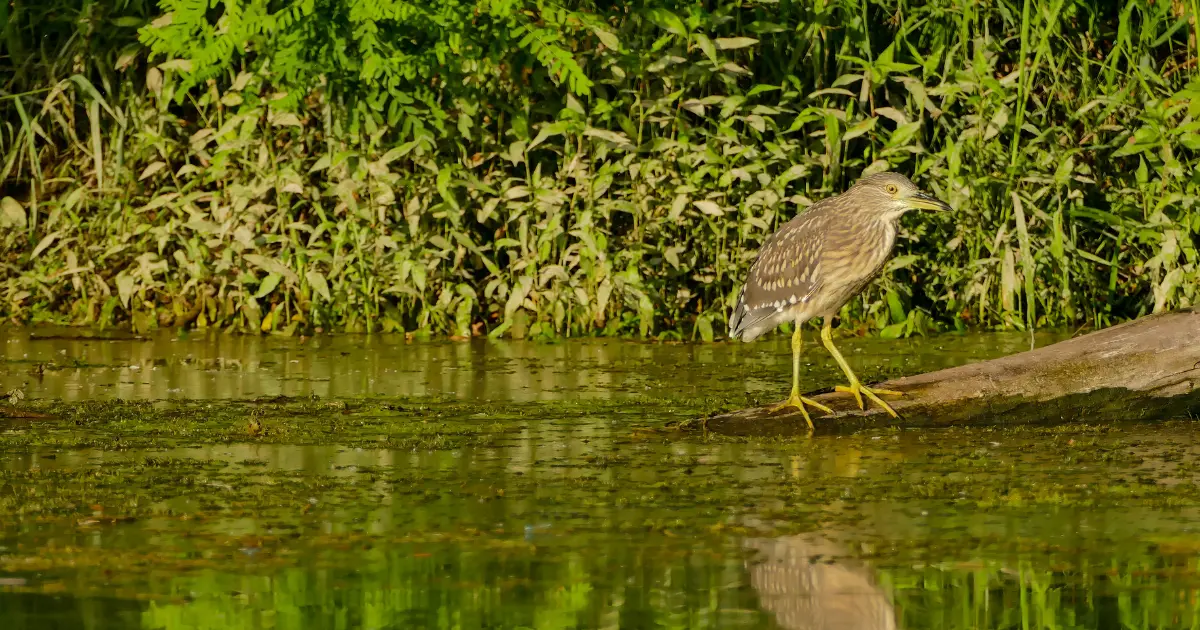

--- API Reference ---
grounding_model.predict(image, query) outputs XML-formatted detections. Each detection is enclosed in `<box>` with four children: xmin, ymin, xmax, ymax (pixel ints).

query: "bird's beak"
<box><xmin>907</xmin><ymin>190</ymin><xmax>953</xmax><ymax>213</ymax></box>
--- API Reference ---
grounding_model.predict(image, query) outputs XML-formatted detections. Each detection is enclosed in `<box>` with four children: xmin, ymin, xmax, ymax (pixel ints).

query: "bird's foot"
<box><xmin>769</xmin><ymin>392</ymin><xmax>833</xmax><ymax>431</ymax></box>
<box><xmin>835</xmin><ymin>382</ymin><xmax>902</xmax><ymax>418</ymax></box>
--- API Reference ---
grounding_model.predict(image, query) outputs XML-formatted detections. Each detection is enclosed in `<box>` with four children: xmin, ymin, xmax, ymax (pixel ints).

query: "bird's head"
<box><xmin>848</xmin><ymin>172</ymin><xmax>952</xmax><ymax>220</ymax></box>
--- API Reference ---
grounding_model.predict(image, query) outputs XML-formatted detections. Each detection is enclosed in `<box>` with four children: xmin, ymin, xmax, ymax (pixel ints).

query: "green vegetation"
<box><xmin>2</xmin><ymin>0</ymin><xmax>1199</xmax><ymax>340</ymax></box>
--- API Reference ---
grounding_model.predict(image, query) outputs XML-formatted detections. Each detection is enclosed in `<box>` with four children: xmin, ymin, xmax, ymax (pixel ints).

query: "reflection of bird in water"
<box><xmin>744</xmin><ymin>534</ymin><xmax>897</xmax><ymax>630</ymax></box>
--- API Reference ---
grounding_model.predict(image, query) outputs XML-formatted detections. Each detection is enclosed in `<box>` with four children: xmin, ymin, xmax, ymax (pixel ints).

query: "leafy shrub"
<box><xmin>1</xmin><ymin>0</ymin><xmax>1197</xmax><ymax>339</ymax></box>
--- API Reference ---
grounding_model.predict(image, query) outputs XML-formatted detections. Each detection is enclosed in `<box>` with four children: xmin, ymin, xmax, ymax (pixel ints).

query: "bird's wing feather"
<box><xmin>728</xmin><ymin>208</ymin><xmax>830</xmax><ymax>340</ymax></box>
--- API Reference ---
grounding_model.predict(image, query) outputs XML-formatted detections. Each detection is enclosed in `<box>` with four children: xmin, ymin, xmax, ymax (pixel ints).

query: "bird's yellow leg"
<box><xmin>770</xmin><ymin>325</ymin><xmax>832</xmax><ymax>430</ymax></box>
<box><xmin>819</xmin><ymin>321</ymin><xmax>902</xmax><ymax>418</ymax></box>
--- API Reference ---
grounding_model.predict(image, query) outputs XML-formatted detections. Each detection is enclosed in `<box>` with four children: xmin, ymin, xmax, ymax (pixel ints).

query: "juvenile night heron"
<box><xmin>728</xmin><ymin>172</ymin><xmax>951</xmax><ymax>428</ymax></box>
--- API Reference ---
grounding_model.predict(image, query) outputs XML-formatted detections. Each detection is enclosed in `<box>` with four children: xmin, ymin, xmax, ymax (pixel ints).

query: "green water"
<box><xmin>3</xmin><ymin>327</ymin><xmax>1200</xmax><ymax>629</ymax></box>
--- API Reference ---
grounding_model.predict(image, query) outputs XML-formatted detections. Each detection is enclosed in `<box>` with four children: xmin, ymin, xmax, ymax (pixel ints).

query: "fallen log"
<box><xmin>705</xmin><ymin>306</ymin><xmax>1200</xmax><ymax>436</ymax></box>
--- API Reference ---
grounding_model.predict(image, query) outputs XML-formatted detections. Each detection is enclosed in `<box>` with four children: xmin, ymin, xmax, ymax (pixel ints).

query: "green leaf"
<box><xmin>116</xmin><ymin>273</ymin><xmax>136</xmax><ymax>308</ymax></box>
<box><xmin>528</xmin><ymin>121</ymin><xmax>567</xmax><ymax>151</ymax></box>
<box><xmin>306</xmin><ymin>270</ymin><xmax>331</xmax><ymax>301</ymax></box>
<box><xmin>592</xmin><ymin>27</ymin><xmax>620</xmax><ymax>51</ymax></box>
<box><xmin>69</xmin><ymin>74</ymin><xmax>121</xmax><ymax>123</ymax></box>
<box><xmin>664</xmin><ymin>246</ymin><xmax>680</xmax><ymax>268</ymax></box>
<box><xmin>0</xmin><ymin>197</ymin><xmax>25</xmax><ymax>229</ymax></box>
<box><xmin>746</xmin><ymin>84</ymin><xmax>780</xmax><ymax>98</ymax></box>
<box><xmin>648</xmin><ymin>9</ymin><xmax>687</xmax><ymax>36</ymax></box>
<box><xmin>842</xmin><ymin>117</ymin><xmax>877</xmax><ymax>142</ymax></box>
<box><xmin>488</xmin><ymin>319</ymin><xmax>513</xmax><ymax>339</ymax></box>
<box><xmin>886</xmin><ymin>290</ymin><xmax>906</xmax><ymax>325</ymax></box>
<box><xmin>412</xmin><ymin>263</ymin><xmax>427</xmax><ymax>293</ymax></box>
<box><xmin>138</xmin><ymin>162</ymin><xmax>167</xmax><ymax>181</ymax></box>
<box><xmin>455</xmin><ymin>296</ymin><xmax>474</xmax><ymax>337</ymax></box>
<box><xmin>31</xmin><ymin>231</ymin><xmax>61</xmax><ymax>258</ymax></box>
<box><xmin>1181</xmin><ymin>132</ymin><xmax>1200</xmax><ymax>151</ymax></box>
<box><xmin>746</xmin><ymin>21</ymin><xmax>786</xmax><ymax>34</ymax></box>
<box><xmin>308</xmin><ymin>154</ymin><xmax>332</xmax><ymax>173</ymax></box>
<box><xmin>583</xmin><ymin>127</ymin><xmax>631</xmax><ymax>146</ymax></box>
<box><xmin>1113</xmin><ymin>127</ymin><xmax>1161</xmax><ymax>157</ymax></box>
<box><xmin>1053</xmin><ymin>155</ymin><xmax>1075</xmax><ymax>186</ymax></box>
<box><xmin>715</xmin><ymin>37</ymin><xmax>759</xmax><ymax>50</ymax></box>
<box><xmin>255</xmin><ymin>273</ymin><xmax>282</xmax><ymax>298</ymax></box>
<box><xmin>244</xmin><ymin>254</ymin><xmax>300</xmax><ymax>285</ymax></box>
<box><xmin>505</xmin><ymin>276</ymin><xmax>532</xmax><ymax>316</ymax></box>
<box><xmin>884</xmin><ymin>121</ymin><xmax>921</xmax><ymax>149</ymax></box>
<box><xmin>694</xmin><ymin>34</ymin><xmax>718</xmax><ymax>64</ymax></box>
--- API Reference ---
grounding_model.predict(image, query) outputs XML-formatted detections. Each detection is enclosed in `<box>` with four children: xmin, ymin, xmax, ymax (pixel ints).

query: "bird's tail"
<box><xmin>728</xmin><ymin>286</ymin><xmax>776</xmax><ymax>341</ymax></box>
<box><xmin>729</xmin><ymin>285</ymin><xmax>789</xmax><ymax>342</ymax></box>
<box><xmin>727</xmin><ymin>286</ymin><xmax>748</xmax><ymax>339</ymax></box>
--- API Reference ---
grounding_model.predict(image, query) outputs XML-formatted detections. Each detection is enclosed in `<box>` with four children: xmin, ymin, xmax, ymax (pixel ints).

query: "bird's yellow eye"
<box><xmin>885</xmin><ymin>184</ymin><xmax>899</xmax><ymax>195</ymax></box>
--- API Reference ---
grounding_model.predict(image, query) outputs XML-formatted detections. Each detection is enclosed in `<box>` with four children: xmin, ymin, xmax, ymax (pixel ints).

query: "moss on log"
<box><xmin>705</xmin><ymin>307</ymin><xmax>1200</xmax><ymax>437</ymax></box>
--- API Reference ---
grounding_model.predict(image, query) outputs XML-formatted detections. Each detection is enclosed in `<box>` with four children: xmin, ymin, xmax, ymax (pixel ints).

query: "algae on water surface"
<box><xmin>3</xmin><ymin>329</ymin><xmax>1200</xmax><ymax>629</ymax></box>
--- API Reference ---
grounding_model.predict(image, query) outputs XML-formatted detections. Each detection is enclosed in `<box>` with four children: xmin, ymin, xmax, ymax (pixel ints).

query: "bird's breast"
<box><xmin>819</xmin><ymin>219</ymin><xmax>897</xmax><ymax>285</ymax></box>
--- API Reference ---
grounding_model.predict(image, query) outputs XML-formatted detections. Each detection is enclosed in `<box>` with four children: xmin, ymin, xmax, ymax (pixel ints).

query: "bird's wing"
<box><xmin>728</xmin><ymin>210</ymin><xmax>828</xmax><ymax>340</ymax></box>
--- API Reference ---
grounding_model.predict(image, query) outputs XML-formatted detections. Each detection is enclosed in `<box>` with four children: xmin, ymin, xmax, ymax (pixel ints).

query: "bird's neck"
<box><xmin>869</xmin><ymin>214</ymin><xmax>900</xmax><ymax>239</ymax></box>
<box><xmin>870</xmin><ymin>216</ymin><xmax>900</xmax><ymax>256</ymax></box>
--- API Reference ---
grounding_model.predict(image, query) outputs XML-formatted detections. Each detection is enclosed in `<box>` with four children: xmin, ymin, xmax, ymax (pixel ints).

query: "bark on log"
<box><xmin>704</xmin><ymin>307</ymin><xmax>1200</xmax><ymax>437</ymax></box>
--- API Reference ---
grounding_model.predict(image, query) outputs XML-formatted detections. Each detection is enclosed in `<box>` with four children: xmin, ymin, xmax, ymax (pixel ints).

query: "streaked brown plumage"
<box><xmin>728</xmin><ymin>172</ymin><xmax>951</xmax><ymax>426</ymax></box>
<box><xmin>745</xmin><ymin>535</ymin><xmax>897</xmax><ymax>630</ymax></box>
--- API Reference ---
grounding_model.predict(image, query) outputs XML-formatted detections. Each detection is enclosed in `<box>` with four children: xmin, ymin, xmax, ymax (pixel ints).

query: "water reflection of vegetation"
<box><xmin>0</xmin><ymin>327</ymin><xmax>1067</xmax><ymax>404</ymax></box>
<box><xmin>136</xmin><ymin>550</ymin><xmax>1200</xmax><ymax>630</ymax></box>
<box><xmin>137</xmin><ymin>543</ymin><xmax>775</xmax><ymax>630</ymax></box>
<box><xmin>885</xmin><ymin>556</ymin><xmax>1200</xmax><ymax>629</ymax></box>
<box><xmin>8</xmin><ymin>545</ymin><xmax>1200</xmax><ymax>629</ymax></box>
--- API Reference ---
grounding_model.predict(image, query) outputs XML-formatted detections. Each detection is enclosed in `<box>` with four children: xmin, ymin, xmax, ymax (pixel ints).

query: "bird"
<box><xmin>727</xmin><ymin>172</ymin><xmax>951</xmax><ymax>429</ymax></box>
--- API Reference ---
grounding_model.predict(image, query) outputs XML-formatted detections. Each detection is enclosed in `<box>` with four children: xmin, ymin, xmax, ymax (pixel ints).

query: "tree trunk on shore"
<box><xmin>704</xmin><ymin>307</ymin><xmax>1200</xmax><ymax>437</ymax></box>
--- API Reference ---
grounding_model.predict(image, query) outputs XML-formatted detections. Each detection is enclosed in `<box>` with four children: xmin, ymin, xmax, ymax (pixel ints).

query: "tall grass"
<box><xmin>1</xmin><ymin>0</ymin><xmax>1198</xmax><ymax>340</ymax></box>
